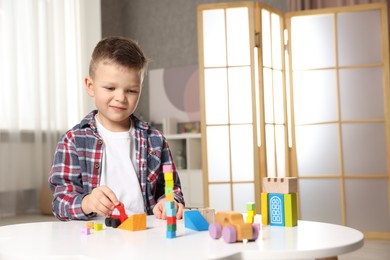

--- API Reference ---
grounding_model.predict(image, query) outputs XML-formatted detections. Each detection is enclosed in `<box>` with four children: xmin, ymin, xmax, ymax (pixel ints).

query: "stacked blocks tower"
<box><xmin>261</xmin><ymin>177</ymin><xmax>298</xmax><ymax>227</ymax></box>
<box><xmin>246</xmin><ymin>202</ymin><xmax>255</xmax><ymax>223</ymax></box>
<box><xmin>163</xmin><ymin>165</ymin><xmax>176</xmax><ymax>238</ymax></box>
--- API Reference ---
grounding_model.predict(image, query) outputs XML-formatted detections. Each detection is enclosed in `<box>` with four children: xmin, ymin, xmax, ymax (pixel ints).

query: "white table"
<box><xmin>0</xmin><ymin>215</ymin><xmax>364</xmax><ymax>260</ymax></box>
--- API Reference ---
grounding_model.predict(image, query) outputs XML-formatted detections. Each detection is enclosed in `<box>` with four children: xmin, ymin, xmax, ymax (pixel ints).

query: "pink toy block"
<box><xmin>163</xmin><ymin>165</ymin><xmax>173</xmax><ymax>173</ymax></box>
<box><xmin>80</xmin><ymin>227</ymin><xmax>90</xmax><ymax>235</ymax></box>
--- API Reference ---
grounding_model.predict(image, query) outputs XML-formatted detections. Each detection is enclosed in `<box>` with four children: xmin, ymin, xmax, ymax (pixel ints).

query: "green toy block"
<box><xmin>246</xmin><ymin>202</ymin><xmax>256</xmax><ymax>211</ymax></box>
<box><xmin>284</xmin><ymin>193</ymin><xmax>298</xmax><ymax>227</ymax></box>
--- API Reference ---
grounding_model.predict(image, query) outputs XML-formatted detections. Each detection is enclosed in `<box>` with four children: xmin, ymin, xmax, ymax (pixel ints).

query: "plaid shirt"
<box><xmin>49</xmin><ymin>110</ymin><xmax>185</xmax><ymax>221</ymax></box>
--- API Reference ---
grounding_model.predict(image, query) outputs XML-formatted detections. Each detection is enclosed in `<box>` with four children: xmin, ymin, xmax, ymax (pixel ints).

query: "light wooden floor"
<box><xmin>0</xmin><ymin>213</ymin><xmax>389</xmax><ymax>260</ymax></box>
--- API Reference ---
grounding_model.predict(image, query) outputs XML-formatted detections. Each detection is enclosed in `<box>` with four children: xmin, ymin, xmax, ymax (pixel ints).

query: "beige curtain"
<box><xmin>0</xmin><ymin>0</ymin><xmax>99</xmax><ymax>217</ymax></box>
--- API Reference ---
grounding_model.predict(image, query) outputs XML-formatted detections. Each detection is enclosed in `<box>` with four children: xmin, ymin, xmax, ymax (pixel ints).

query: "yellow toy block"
<box><xmin>164</xmin><ymin>172</ymin><xmax>173</xmax><ymax>181</ymax></box>
<box><xmin>245</xmin><ymin>215</ymin><xmax>254</xmax><ymax>223</ymax></box>
<box><xmin>119</xmin><ymin>213</ymin><xmax>147</xmax><ymax>231</ymax></box>
<box><xmin>94</xmin><ymin>223</ymin><xmax>103</xmax><ymax>231</ymax></box>
<box><xmin>247</xmin><ymin>210</ymin><xmax>255</xmax><ymax>217</ymax></box>
<box><xmin>261</xmin><ymin>193</ymin><xmax>269</xmax><ymax>225</ymax></box>
<box><xmin>165</xmin><ymin>180</ymin><xmax>174</xmax><ymax>188</ymax></box>
<box><xmin>263</xmin><ymin>177</ymin><xmax>297</xmax><ymax>194</ymax></box>
<box><xmin>284</xmin><ymin>193</ymin><xmax>298</xmax><ymax>227</ymax></box>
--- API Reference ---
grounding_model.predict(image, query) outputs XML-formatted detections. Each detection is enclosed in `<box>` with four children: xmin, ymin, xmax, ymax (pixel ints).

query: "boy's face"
<box><xmin>85</xmin><ymin>62</ymin><xmax>144</xmax><ymax>132</ymax></box>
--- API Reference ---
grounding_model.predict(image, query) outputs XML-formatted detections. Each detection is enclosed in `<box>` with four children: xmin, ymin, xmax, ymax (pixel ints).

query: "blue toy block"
<box><xmin>166</xmin><ymin>230</ymin><xmax>176</xmax><ymax>238</ymax></box>
<box><xmin>269</xmin><ymin>193</ymin><xmax>285</xmax><ymax>226</ymax></box>
<box><xmin>166</xmin><ymin>207</ymin><xmax>177</xmax><ymax>217</ymax></box>
<box><xmin>184</xmin><ymin>210</ymin><xmax>209</xmax><ymax>231</ymax></box>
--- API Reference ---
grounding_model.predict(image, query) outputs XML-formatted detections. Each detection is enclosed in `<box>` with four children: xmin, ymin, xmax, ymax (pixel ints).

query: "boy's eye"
<box><xmin>104</xmin><ymin>86</ymin><xmax>115</xmax><ymax>91</ymax></box>
<box><xmin>127</xmin><ymin>89</ymin><xmax>139</xmax><ymax>94</ymax></box>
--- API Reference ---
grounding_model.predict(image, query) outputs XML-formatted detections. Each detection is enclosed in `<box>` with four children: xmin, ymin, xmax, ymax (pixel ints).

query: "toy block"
<box><xmin>166</xmin><ymin>230</ymin><xmax>176</xmax><ymax>238</ymax></box>
<box><xmin>166</xmin><ymin>207</ymin><xmax>177</xmax><ymax>217</ymax></box>
<box><xmin>247</xmin><ymin>210</ymin><xmax>255</xmax><ymax>217</ymax></box>
<box><xmin>118</xmin><ymin>213</ymin><xmax>147</xmax><ymax>231</ymax></box>
<box><xmin>166</xmin><ymin>193</ymin><xmax>174</xmax><ymax>201</ymax></box>
<box><xmin>198</xmin><ymin>208</ymin><xmax>215</xmax><ymax>224</ymax></box>
<box><xmin>80</xmin><ymin>227</ymin><xmax>90</xmax><ymax>235</ymax></box>
<box><xmin>165</xmin><ymin>187</ymin><xmax>173</xmax><ymax>194</ymax></box>
<box><xmin>167</xmin><ymin>216</ymin><xmax>177</xmax><ymax>225</ymax></box>
<box><xmin>246</xmin><ymin>202</ymin><xmax>255</xmax><ymax>211</ymax></box>
<box><xmin>94</xmin><ymin>223</ymin><xmax>103</xmax><ymax>231</ymax></box>
<box><xmin>167</xmin><ymin>224</ymin><xmax>177</xmax><ymax>231</ymax></box>
<box><xmin>164</xmin><ymin>172</ymin><xmax>173</xmax><ymax>181</ymax></box>
<box><xmin>269</xmin><ymin>193</ymin><xmax>285</xmax><ymax>226</ymax></box>
<box><xmin>245</xmin><ymin>215</ymin><xmax>254</xmax><ymax>223</ymax></box>
<box><xmin>86</xmin><ymin>222</ymin><xmax>94</xmax><ymax>229</ymax></box>
<box><xmin>163</xmin><ymin>164</ymin><xmax>173</xmax><ymax>173</ymax></box>
<box><xmin>184</xmin><ymin>210</ymin><xmax>209</xmax><ymax>231</ymax></box>
<box><xmin>262</xmin><ymin>177</ymin><xmax>297</xmax><ymax>194</ymax></box>
<box><xmin>261</xmin><ymin>193</ymin><xmax>269</xmax><ymax>225</ymax></box>
<box><xmin>165</xmin><ymin>180</ymin><xmax>174</xmax><ymax>187</ymax></box>
<box><xmin>284</xmin><ymin>193</ymin><xmax>298</xmax><ymax>227</ymax></box>
<box><xmin>165</xmin><ymin>201</ymin><xmax>175</xmax><ymax>209</ymax></box>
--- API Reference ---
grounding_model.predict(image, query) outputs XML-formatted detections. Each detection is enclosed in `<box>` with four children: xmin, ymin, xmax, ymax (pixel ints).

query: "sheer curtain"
<box><xmin>0</xmin><ymin>0</ymin><xmax>101</xmax><ymax>217</ymax></box>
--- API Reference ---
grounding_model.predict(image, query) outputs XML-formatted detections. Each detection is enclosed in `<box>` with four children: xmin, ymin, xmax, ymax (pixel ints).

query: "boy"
<box><xmin>48</xmin><ymin>36</ymin><xmax>185</xmax><ymax>221</ymax></box>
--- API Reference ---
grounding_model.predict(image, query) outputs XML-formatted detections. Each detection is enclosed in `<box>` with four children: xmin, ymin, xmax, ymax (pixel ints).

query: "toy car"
<box><xmin>105</xmin><ymin>204</ymin><xmax>128</xmax><ymax>228</ymax></box>
<box><xmin>209</xmin><ymin>211</ymin><xmax>259</xmax><ymax>243</ymax></box>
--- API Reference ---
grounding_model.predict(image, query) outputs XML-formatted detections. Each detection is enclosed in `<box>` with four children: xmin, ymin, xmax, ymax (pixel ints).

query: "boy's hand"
<box><xmin>81</xmin><ymin>185</ymin><xmax>120</xmax><ymax>217</ymax></box>
<box><xmin>153</xmin><ymin>199</ymin><xmax>184</xmax><ymax>220</ymax></box>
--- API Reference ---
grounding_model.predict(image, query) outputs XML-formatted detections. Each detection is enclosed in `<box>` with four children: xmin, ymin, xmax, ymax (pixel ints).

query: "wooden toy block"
<box><xmin>94</xmin><ymin>223</ymin><xmax>103</xmax><ymax>231</ymax></box>
<box><xmin>284</xmin><ymin>193</ymin><xmax>298</xmax><ymax>227</ymax></box>
<box><xmin>164</xmin><ymin>172</ymin><xmax>173</xmax><ymax>181</ymax></box>
<box><xmin>247</xmin><ymin>210</ymin><xmax>255</xmax><ymax>217</ymax></box>
<box><xmin>262</xmin><ymin>177</ymin><xmax>297</xmax><ymax>194</ymax></box>
<box><xmin>165</xmin><ymin>201</ymin><xmax>174</xmax><ymax>209</ymax></box>
<box><xmin>261</xmin><ymin>193</ymin><xmax>269</xmax><ymax>225</ymax></box>
<box><xmin>80</xmin><ymin>227</ymin><xmax>90</xmax><ymax>235</ymax></box>
<box><xmin>198</xmin><ymin>208</ymin><xmax>215</xmax><ymax>224</ymax></box>
<box><xmin>167</xmin><ymin>224</ymin><xmax>177</xmax><ymax>231</ymax></box>
<box><xmin>165</xmin><ymin>180</ymin><xmax>174</xmax><ymax>187</ymax></box>
<box><xmin>245</xmin><ymin>215</ymin><xmax>254</xmax><ymax>223</ymax></box>
<box><xmin>167</xmin><ymin>216</ymin><xmax>177</xmax><ymax>225</ymax></box>
<box><xmin>166</xmin><ymin>230</ymin><xmax>176</xmax><ymax>238</ymax></box>
<box><xmin>166</xmin><ymin>193</ymin><xmax>174</xmax><ymax>201</ymax></box>
<box><xmin>86</xmin><ymin>222</ymin><xmax>94</xmax><ymax>229</ymax></box>
<box><xmin>184</xmin><ymin>210</ymin><xmax>209</xmax><ymax>231</ymax></box>
<box><xmin>163</xmin><ymin>164</ymin><xmax>173</xmax><ymax>173</ymax></box>
<box><xmin>165</xmin><ymin>187</ymin><xmax>173</xmax><ymax>194</ymax></box>
<box><xmin>166</xmin><ymin>207</ymin><xmax>176</xmax><ymax>217</ymax></box>
<box><xmin>118</xmin><ymin>213</ymin><xmax>147</xmax><ymax>231</ymax></box>
<box><xmin>269</xmin><ymin>193</ymin><xmax>285</xmax><ymax>226</ymax></box>
<box><xmin>246</xmin><ymin>202</ymin><xmax>255</xmax><ymax>211</ymax></box>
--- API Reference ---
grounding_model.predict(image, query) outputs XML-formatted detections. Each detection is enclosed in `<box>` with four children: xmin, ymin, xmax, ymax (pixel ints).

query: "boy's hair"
<box><xmin>89</xmin><ymin>36</ymin><xmax>149</xmax><ymax>77</ymax></box>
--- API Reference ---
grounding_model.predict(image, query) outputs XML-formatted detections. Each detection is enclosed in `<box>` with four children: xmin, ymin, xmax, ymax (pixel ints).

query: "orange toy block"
<box><xmin>118</xmin><ymin>213</ymin><xmax>147</xmax><ymax>231</ymax></box>
<box><xmin>262</xmin><ymin>177</ymin><xmax>297</xmax><ymax>194</ymax></box>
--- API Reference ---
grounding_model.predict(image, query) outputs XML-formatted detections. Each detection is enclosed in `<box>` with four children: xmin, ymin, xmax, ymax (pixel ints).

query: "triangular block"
<box><xmin>184</xmin><ymin>210</ymin><xmax>209</xmax><ymax>231</ymax></box>
<box><xmin>118</xmin><ymin>213</ymin><xmax>147</xmax><ymax>231</ymax></box>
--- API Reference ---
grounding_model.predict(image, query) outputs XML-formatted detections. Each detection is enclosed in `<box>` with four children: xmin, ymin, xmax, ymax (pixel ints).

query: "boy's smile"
<box><xmin>85</xmin><ymin>62</ymin><xmax>144</xmax><ymax>132</ymax></box>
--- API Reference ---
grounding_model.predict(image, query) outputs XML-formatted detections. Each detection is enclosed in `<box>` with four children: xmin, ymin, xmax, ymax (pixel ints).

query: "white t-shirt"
<box><xmin>96</xmin><ymin>116</ymin><xmax>145</xmax><ymax>215</ymax></box>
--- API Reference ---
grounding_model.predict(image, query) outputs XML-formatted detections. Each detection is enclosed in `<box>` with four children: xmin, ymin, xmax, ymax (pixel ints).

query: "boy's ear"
<box><xmin>85</xmin><ymin>77</ymin><xmax>95</xmax><ymax>97</ymax></box>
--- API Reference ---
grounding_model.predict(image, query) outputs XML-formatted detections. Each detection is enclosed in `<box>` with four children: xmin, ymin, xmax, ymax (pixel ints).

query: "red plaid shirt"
<box><xmin>49</xmin><ymin>110</ymin><xmax>185</xmax><ymax>221</ymax></box>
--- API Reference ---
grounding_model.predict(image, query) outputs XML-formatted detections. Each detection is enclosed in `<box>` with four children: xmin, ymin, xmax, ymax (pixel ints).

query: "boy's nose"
<box><xmin>115</xmin><ymin>92</ymin><xmax>126</xmax><ymax>102</ymax></box>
